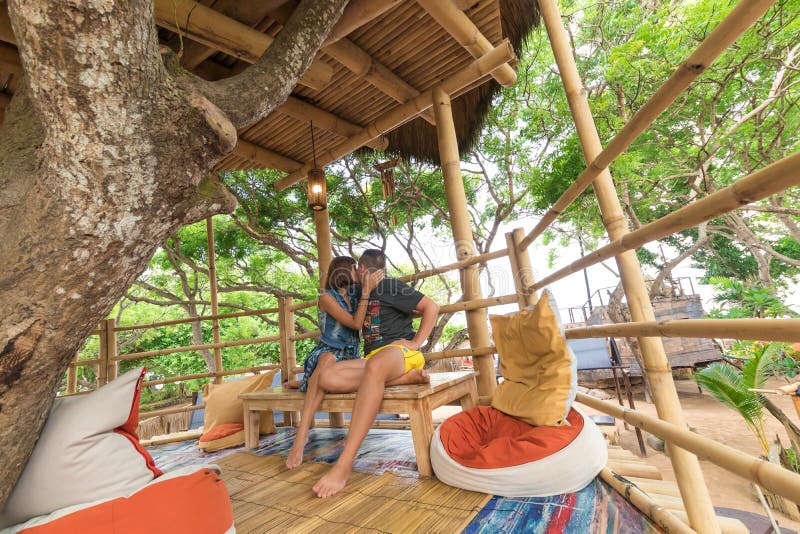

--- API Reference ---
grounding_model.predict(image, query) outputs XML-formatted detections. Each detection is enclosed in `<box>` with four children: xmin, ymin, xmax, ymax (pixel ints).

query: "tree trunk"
<box><xmin>0</xmin><ymin>0</ymin><xmax>348</xmax><ymax>508</ymax></box>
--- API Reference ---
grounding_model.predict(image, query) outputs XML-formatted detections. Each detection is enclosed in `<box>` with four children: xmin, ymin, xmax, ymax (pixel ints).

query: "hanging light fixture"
<box><xmin>307</xmin><ymin>122</ymin><xmax>327</xmax><ymax>212</ymax></box>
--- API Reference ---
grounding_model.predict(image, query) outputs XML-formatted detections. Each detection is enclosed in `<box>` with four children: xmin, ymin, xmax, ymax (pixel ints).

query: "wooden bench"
<box><xmin>239</xmin><ymin>371</ymin><xmax>478</xmax><ymax>476</ymax></box>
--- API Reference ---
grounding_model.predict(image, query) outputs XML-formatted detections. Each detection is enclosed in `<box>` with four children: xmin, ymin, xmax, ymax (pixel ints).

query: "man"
<box><xmin>312</xmin><ymin>249</ymin><xmax>439</xmax><ymax>498</ymax></box>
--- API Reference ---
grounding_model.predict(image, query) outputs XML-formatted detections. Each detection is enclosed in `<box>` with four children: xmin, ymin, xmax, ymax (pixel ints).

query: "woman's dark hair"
<box><xmin>325</xmin><ymin>256</ymin><xmax>356</xmax><ymax>290</ymax></box>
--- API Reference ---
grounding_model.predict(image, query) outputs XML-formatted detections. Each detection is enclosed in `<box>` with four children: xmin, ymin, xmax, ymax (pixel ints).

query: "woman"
<box><xmin>285</xmin><ymin>256</ymin><xmax>381</xmax><ymax>469</ymax></box>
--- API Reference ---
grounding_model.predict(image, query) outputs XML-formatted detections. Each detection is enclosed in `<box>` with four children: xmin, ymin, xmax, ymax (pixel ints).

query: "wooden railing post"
<box><xmin>97</xmin><ymin>321</ymin><xmax>109</xmax><ymax>387</ymax></box>
<box><xmin>538</xmin><ymin>0</ymin><xmax>719</xmax><ymax>531</ymax></box>
<box><xmin>505</xmin><ymin>228</ymin><xmax>538</xmax><ymax>309</ymax></box>
<box><xmin>105</xmin><ymin>318</ymin><xmax>118</xmax><ymax>382</ymax></box>
<box><xmin>278</xmin><ymin>296</ymin><xmax>300</xmax><ymax>425</ymax></box>
<box><xmin>432</xmin><ymin>85</ymin><xmax>495</xmax><ymax>399</ymax></box>
<box><xmin>206</xmin><ymin>217</ymin><xmax>223</xmax><ymax>384</ymax></box>
<box><xmin>66</xmin><ymin>355</ymin><xmax>78</xmax><ymax>394</ymax></box>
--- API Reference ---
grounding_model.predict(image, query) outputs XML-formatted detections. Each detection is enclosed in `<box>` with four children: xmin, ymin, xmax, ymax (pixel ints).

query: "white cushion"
<box><xmin>430</xmin><ymin>407</ymin><xmax>608</xmax><ymax>497</ymax></box>
<box><xmin>0</xmin><ymin>368</ymin><xmax>160</xmax><ymax>526</ymax></box>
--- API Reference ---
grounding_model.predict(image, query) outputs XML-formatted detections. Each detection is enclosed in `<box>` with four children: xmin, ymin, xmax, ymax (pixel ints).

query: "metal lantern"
<box><xmin>306</xmin><ymin>122</ymin><xmax>327</xmax><ymax>211</ymax></box>
<box><xmin>307</xmin><ymin>167</ymin><xmax>327</xmax><ymax>211</ymax></box>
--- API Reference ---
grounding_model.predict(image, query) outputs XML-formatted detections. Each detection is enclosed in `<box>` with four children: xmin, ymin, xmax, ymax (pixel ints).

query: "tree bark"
<box><xmin>0</xmin><ymin>0</ymin><xmax>348</xmax><ymax>508</ymax></box>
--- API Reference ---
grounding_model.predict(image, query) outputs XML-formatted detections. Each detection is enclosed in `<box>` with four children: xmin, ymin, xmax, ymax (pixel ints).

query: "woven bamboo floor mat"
<box><xmin>216</xmin><ymin>452</ymin><xmax>492</xmax><ymax>533</ymax></box>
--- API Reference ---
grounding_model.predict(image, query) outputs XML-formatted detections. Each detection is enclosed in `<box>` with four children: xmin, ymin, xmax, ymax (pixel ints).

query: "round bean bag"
<box><xmin>431</xmin><ymin>406</ymin><xmax>607</xmax><ymax>497</ymax></box>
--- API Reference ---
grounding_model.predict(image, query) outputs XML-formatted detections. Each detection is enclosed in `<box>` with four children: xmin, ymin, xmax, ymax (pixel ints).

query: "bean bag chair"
<box><xmin>5</xmin><ymin>465</ymin><xmax>234</xmax><ymax>534</ymax></box>
<box><xmin>430</xmin><ymin>405</ymin><xmax>607</xmax><ymax>496</ymax></box>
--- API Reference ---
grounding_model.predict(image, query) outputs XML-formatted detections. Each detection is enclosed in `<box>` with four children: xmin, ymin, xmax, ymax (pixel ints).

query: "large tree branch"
<box><xmin>193</xmin><ymin>0</ymin><xmax>349</xmax><ymax>130</ymax></box>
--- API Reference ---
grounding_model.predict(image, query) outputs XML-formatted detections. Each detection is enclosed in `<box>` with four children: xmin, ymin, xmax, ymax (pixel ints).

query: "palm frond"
<box><xmin>742</xmin><ymin>343</ymin><xmax>781</xmax><ymax>389</ymax></box>
<box><xmin>694</xmin><ymin>363</ymin><xmax>764</xmax><ymax>428</ymax></box>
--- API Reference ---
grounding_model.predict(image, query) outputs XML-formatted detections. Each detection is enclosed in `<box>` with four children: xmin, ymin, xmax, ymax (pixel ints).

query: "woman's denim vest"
<box><xmin>318</xmin><ymin>288</ymin><xmax>361</xmax><ymax>355</ymax></box>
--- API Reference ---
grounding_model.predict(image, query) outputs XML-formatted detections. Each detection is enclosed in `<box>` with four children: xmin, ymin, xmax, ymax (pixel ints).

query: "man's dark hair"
<box><xmin>359</xmin><ymin>249</ymin><xmax>386</xmax><ymax>271</ymax></box>
<box><xmin>325</xmin><ymin>256</ymin><xmax>356</xmax><ymax>290</ymax></box>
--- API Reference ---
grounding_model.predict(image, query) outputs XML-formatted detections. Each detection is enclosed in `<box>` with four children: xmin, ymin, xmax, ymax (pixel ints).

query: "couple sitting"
<box><xmin>286</xmin><ymin>249</ymin><xmax>440</xmax><ymax>498</ymax></box>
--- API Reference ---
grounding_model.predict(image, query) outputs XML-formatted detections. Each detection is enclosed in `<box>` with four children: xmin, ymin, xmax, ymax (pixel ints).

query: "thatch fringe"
<box><xmin>383</xmin><ymin>0</ymin><xmax>540</xmax><ymax>164</ymax></box>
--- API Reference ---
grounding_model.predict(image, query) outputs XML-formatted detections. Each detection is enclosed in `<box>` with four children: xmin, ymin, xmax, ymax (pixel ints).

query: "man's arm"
<box><xmin>406</xmin><ymin>296</ymin><xmax>439</xmax><ymax>350</ymax></box>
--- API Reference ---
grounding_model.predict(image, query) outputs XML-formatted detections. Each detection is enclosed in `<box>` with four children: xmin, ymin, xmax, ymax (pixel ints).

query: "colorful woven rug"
<box><xmin>147</xmin><ymin>428</ymin><xmax>659</xmax><ymax>533</ymax></box>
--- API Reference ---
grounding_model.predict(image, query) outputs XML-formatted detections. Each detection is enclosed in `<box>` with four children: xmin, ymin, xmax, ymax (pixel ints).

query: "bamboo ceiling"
<box><xmin>0</xmin><ymin>0</ymin><xmax>540</xmax><ymax>185</ymax></box>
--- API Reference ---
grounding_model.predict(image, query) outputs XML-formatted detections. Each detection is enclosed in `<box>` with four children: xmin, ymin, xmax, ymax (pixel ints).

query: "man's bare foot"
<box><xmin>312</xmin><ymin>463</ymin><xmax>351</xmax><ymax>498</ymax></box>
<box><xmin>283</xmin><ymin>379</ymin><xmax>301</xmax><ymax>389</ymax></box>
<box><xmin>386</xmin><ymin>369</ymin><xmax>430</xmax><ymax>387</ymax></box>
<box><xmin>285</xmin><ymin>438</ymin><xmax>306</xmax><ymax>469</ymax></box>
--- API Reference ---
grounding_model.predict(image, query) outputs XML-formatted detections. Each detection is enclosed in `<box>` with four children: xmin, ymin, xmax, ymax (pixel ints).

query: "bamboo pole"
<box><xmin>206</xmin><ymin>217</ymin><xmax>224</xmax><ymax>384</ymax></box>
<box><xmin>234</xmin><ymin>140</ymin><xmax>303</xmax><ymax>173</ymax></box>
<box><xmin>437</xmin><ymin>293</ymin><xmax>517</xmax><ymax>314</ymax></box>
<box><xmin>105</xmin><ymin>318</ymin><xmax>118</xmax><ymax>382</ymax></box>
<box><xmin>519</xmin><ymin>0</ymin><xmax>778</xmax><ymax>252</ymax></box>
<box><xmin>66</xmin><ymin>355</ymin><xmax>78</xmax><ymax>394</ymax></box>
<box><xmin>578</xmin><ymin>393</ymin><xmax>800</xmax><ymax>505</ymax></box>
<box><xmin>151</xmin><ymin>0</ymin><xmax>332</xmax><ymax>90</ymax></box>
<box><xmin>433</xmin><ymin>85</ymin><xmax>495</xmax><ymax>398</ymax></box>
<box><xmin>113</xmin><ymin>335</ymin><xmax>281</xmax><ymax>362</ymax></box>
<box><xmin>114</xmin><ymin>306</ymin><xmax>279</xmax><ymax>332</ymax></box>
<box><xmin>532</xmin><ymin>151</ymin><xmax>800</xmax><ymax>291</ymax></box>
<box><xmin>567</xmin><ymin>318</ymin><xmax>800</xmax><ymax>343</ymax></box>
<box><xmin>323</xmin><ymin>0</ymin><xmax>403</xmax><ymax>45</ymax></box>
<box><xmin>424</xmin><ymin>346</ymin><xmax>496</xmax><ymax>362</ymax></box>
<box><xmin>537</xmin><ymin>1</ymin><xmax>719</xmax><ymax>531</ymax></box>
<box><xmin>277</xmin><ymin>97</ymin><xmax>388</xmax><ymax>151</ymax></box>
<box><xmin>505</xmin><ymin>228</ymin><xmax>538</xmax><ymax>308</ymax></box>
<box><xmin>399</xmin><ymin>248</ymin><xmax>508</xmax><ymax>284</ymax></box>
<box><xmin>291</xmin><ymin>330</ymin><xmax>321</xmax><ymax>341</ymax></box>
<box><xmin>599</xmin><ymin>467</ymin><xmax>694</xmax><ymax>534</ymax></box>
<box><xmin>140</xmin><ymin>404</ymin><xmax>204</xmax><ymax>419</ymax></box>
<box><xmin>274</xmin><ymin>40</ymin><xmax>516</xmax><ymax>190</ymax></box>
<box><xmin>97</xmin><ymin>321</ymin><xmax>109</xmax><ymax>387</ymax></box>
<box><xmin>142</xmin><ymin>364</ymin><xmax>279</xmax><ymax>387</ymax></box>
<box><xmin>416</xmin><ymin>0</ymin><xmax>516</xmax><ymax>87</ymax></box>
<box><xmin>314</xmin><ymin>209</ymin><xmax>333</xmax><ymax>289</ymax></box>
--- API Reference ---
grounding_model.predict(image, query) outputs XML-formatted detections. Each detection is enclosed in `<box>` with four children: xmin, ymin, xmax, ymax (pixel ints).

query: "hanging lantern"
<box><xmin>307</xmin><ymin>167</ymin><xmax>327</xmax><ymax>211</ymax></box>
<box><xmin>307</xmin><ymin>122</ymin><xmax>327</xmax><ymax>211</ymax></box>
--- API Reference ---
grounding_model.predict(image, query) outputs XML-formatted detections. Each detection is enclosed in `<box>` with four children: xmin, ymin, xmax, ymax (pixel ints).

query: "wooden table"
<box><xmin>240</xmin><ymin>371</ymin><xmax>478</xmax><ymax>476</ymax></box>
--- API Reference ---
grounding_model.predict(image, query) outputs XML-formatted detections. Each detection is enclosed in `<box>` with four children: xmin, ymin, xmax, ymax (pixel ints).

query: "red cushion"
<box><xmin>19</xmin><ymin>469</ymin><xmax>233</xmax><ymax>534</ymax></box>
<box><xmin>439</xmin><ymin>406</ymin><xmax>584</xmax><ymax>469</ymax></box>
<box><xmin>200</xmin><ymin>423</ymin><xmax>244</xmax><ymax>443</ymax></box>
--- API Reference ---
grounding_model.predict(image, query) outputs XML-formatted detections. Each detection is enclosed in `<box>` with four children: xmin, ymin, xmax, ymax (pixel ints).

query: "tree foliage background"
<box><xmin>73</xmin><ymin>0</ymin><xmax>800</xmax><ymax>403</ymax></box>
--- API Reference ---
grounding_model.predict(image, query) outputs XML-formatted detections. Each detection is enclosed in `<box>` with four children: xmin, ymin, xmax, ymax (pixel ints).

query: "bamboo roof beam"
<box><xmin>268</xmin><ymin>2</ymin><xmax>437</xmax><ymax>125</ymax></box>
<box><xmin>517</xmin><ymin>0</ymin><xmax>778</xmax><ymax>252</ymax></box>
<box><xmin>151</xmin><ymin>0</ymin><xmax>333</xmax><ymax>91</ymax></box>
<box><xmin>233</xmin><ymin>140</ymin><xmax>302</xmax><ymax>173</ymax></box>
<box><xmin>322</xmin><ymin>0</ymin><xmax>404</xmax><ymax>46</ymax></box>
<box><xmin>274</xmin><ymin>40</ymin><xmax>516</xmax><ymax>190</ymax></box>
<box><xmin>530</xmin><ymin>150</ymin><xmax>800</xmax><ymax>291</ymax></box>
<box><xmin>416</xmin><ymin>0</ymin><xmax>516</xmax><ymax>88</ymax></box>
<box><xmin>566</xmin><ymin>318</ymin><xmax>800</xmax><ymax>343</ymax></box>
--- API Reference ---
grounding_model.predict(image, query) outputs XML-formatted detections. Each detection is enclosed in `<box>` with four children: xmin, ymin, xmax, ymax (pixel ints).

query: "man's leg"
<box><xmin>286</xmin><ymin>352</ymin><xmax>336</xmax><ymax>469</ymax></box>
<box><xmin>313</xmin><ymin>347</ymin><xmax>406</xmax><ymax>498</ymax></box>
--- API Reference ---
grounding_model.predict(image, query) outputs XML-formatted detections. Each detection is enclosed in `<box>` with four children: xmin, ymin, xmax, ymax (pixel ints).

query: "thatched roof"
<box><xmin>0</xmin><ymin>0</ymin><xmax>540</xmax><ymax>177</ymax></box>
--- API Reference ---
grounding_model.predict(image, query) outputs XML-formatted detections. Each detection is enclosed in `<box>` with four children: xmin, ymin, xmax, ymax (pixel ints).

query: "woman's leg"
<box><xmin>318</xmin><ymin>359</ymin><xmax>367</xmax><ymax>393</ymax></box>
<box><xmin>285</xmin><ymin>352</ymin><xmax>336</xmax><ymax>469</ymax></box>
<box><xmin>313</xmin><ymin>347</ymin><xmax>406</xmax><ymax>498</ymax></box>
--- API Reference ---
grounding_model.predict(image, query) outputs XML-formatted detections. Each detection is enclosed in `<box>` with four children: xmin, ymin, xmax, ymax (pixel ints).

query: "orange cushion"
<box><xmin>19</xmin><ymin>468</ymin><xmax>233</xmax><ymax>534</ymax></box>
<box><xmin>439</xmin><ymin>406</ymin><xmax>584</xmax><ymax>469</ymax></box>
<box><xmin>203</xmin><ymin>371</ymin><xmax>276</xmax><ymax>435</ymax></box>
<box><xmin>198</xmin><ymin>423</ymin><xmax>246</xmax><ymax>453</ymax></box>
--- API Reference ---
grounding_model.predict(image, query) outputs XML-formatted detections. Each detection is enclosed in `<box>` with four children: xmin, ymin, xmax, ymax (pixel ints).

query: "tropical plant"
<box><xmin>693</xmin><ymin>343</ymin><xmax>783</xmax><ymax>454</ymax></box>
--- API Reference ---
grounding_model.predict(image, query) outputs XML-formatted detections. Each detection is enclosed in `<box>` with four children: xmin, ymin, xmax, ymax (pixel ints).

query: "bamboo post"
<box><xmin>278</xmin><ymin>296</ymin><xmax>300</xmax><ymax>425</ymax></box>
<box><xmin>206</xmin><ymin>217</ymin><xmax>223</xmax><ymax>384</ymax></box>
<box><xmin>314</xmin><ymin>209</ymin><xmax>333</xmax><ymax>290</ymax></box>
<box><xmin>537</xmin><ymin>1</ymin><xmax>719</xmax><ymax>531</ymax></box>
<box><xmin>97</xmin><ymin>321</ymin><xmax>109</xmax><ymax>387</ymax></box>
<box><xmin>432</xmin><ymin>85</ymin><xmax>495</xmax><ymax>398</ymax></box>
<box><xmin>505</xmin><ymin>228</ymin><xmax>538</xmax><ymax>309</ymax></box>
<box><xmin>66</xmin><ymin>355</ymin><xmax>78</xmax><ymax>394</ymax></box>
<box><xmin>105</xmin><ymin>318</ymin><xmax>118</xmax><ymax>382</ymax></box>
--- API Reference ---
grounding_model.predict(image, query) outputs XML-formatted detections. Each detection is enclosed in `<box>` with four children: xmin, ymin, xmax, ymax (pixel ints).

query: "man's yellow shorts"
<box><xmin>365</xmin><ymin>344</ymin><xmax>425</xmax><ymax>373</ymax></box>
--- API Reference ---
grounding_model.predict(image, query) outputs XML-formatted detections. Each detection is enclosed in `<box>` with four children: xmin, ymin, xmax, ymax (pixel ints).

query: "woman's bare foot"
<box><xmin>312</xmin><ymin>463</ymin><xmax>351</xmax><ymax>498</ymax></box>
<box><xmin>285</xmin><ymin>437</ymin><xmax>308</xmax><ymax>469</ymax></box>
<box><xmin>386</xmin><ymin>369</ymin><xmax>430</xmax><ymax>387</ymax></box>
<box><xmin>283</xmin><ymin>379</ymin><xmax>302</xmax><ymax>389</ymax></box>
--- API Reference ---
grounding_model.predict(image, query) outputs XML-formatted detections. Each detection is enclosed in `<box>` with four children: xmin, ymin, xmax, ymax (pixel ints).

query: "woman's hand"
<box><xmin>361</xmin><ymin>269</ymin><xmax>384</xmax><ymax>293</ymax></box>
